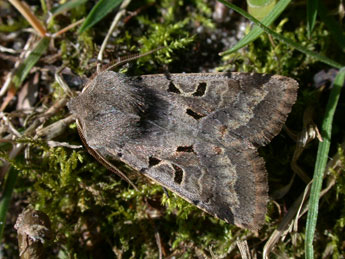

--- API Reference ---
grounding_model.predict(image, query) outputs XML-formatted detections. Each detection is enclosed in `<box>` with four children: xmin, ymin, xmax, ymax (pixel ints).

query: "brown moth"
<box><xmin>68</xmin><ymin>71</ymin><xmax>298</xmax><ymax>230</ymax></box>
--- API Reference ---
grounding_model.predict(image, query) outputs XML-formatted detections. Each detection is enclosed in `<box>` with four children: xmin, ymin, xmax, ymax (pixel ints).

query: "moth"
<box><xmin>68</xmin><ymin>71</ymin><xmax>298</xmax><ymax>230</ymax></box>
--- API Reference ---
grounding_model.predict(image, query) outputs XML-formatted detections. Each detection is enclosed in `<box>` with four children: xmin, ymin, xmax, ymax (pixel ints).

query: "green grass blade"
<box><xmin>51</xmin><ymin>0</ymin><xmax>88</xmax><ymax>17</ymax></box>
<box><xmin>318</xmin><ymin>1</ymin><xmax>345</xmax><ymax>52</ymax></box>
<box><xmin>78</xmin><ymin>0</ymin><xmax>123</xmax><ymax>34</ymax></box>
<box><xmin>12</xmin><ymin>37</ymin><xmax>50</xmax><ymax>88</ymax></box>
<box><xmin>217</xmin><ymin>0</ymin><xmax>343</xmax><ymax>68</ymax></box>
<box><xmin>220</xmin><ymin>0</ymin><xmax>291</xmax><ymax>55</ymax></box>
<box><xmin>247</xmin><ymin>0</ymin><xmax>277</xmax><ymax>21</ymax></box>
<box><xmin>305</xmin><ymin>68</ymin><xmax>345</xmax><ymax>259</ymax></box>
<box><xmin>307</xmin><ymin>0</ymin><xmax>319</xmax><ymax>38</ymax></box>
<box><xmin>40</xmin><ymin>0</ymin><xmax>48</xmax><ymax>14</ymax></box>
<box><xmin>0</xmin><ymin>168</ymin><xmax>19</xmax><ymax>241</ymax></box>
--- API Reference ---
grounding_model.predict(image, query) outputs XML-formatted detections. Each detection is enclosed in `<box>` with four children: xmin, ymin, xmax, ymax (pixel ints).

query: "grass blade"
<box><xmin>217</xmin><ymin>0</ymin><xmax>343</xmax><ymax>68</ymax></box>
<box><xmin>12</xmin><ymin>37</ymin><xmax>50</xmax><ymax>88</ymax></box>
<box><xmin>0</xmin><ymin>168</ymin><xmax>19</xmax><ymax>241</ymax></box>
<box><xmin>51</xmin><ymin>0</ymin><xmax>88</xmax><ymax>17</ymax></box>
<box><xmin>78</xmin><ymin>0</ymin><xmax>123</xmax><ymax>34</ymax></box>
<box><xmin>247</xmin><ymin>0</ymin><xmax>277</xmax><ymax>21</ymax></box>
<box><xmin>307</xmin><ymin>0</ymin><xmax>319</xmax><ymax>38</ymax></box>
<box><xmin>305</xmin><ymin>68</ymin><xmax>345</xmax><ymax>259</ymax></box>
<box><xmin>220</xmin><ymin>0</ymin><xmax>291</xmax><ymax>55</ymax></box>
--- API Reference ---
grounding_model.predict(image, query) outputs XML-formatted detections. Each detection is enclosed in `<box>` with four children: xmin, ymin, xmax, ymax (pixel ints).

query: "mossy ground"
<box><xmin>1</xmin><ymin>0</ymin><xmax>345</xmax><ymax>258</ymax></box>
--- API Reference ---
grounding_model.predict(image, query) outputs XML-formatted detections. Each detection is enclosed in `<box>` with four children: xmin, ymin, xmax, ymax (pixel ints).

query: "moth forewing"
<box><xmin>74</xmin><ymin>119</ymin><xmax>138</xmax><ymax>191</ymax></box>
<box><xmin>68</xmin><ymin>71</ymin><xmax>298</xmax><ymax>230</ymax></box>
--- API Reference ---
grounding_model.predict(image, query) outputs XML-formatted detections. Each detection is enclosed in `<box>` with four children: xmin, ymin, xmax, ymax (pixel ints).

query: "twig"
<box><xmin>0</xmin><ymin>45</ymin><xmax>18</xmax><ymax>54</ymax></box>
<box><xmin>46</xmin><ymin>141</ymin><xmax>82</xmax><ymax>149</ymax></box>
<box><xmin>51</xmin><ymin>19</ymin><xmax>85</xmax><ymax>38</ymax></box>
<box><xmin>36</xmin><ymin>115</ymin><xmax>75</xmax><ymax>139</ymax></box>
<box><xmin>97</xmin><ymin>0</ymin><xmax>132</xmax><ymax>72</ymax></box>
<box><xmin>8</xmin><ymin>0</ymin><xmax>47</xmax><ymax>37</ymax></box>
<box><xmin>1</xmin><ymin>113</ymin><xmax>22</xmax><ymax>138</ymax></box>
<box><xmin>236</xmin><ymin>240</ymin><xmax>251</xmax><ymax>259</ymax></box>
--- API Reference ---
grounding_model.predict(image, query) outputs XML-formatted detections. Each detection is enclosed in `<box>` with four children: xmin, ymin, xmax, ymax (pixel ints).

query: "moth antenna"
<box><xmin>76</xmin><ymin>122</ymin><xmax>139</xmax><ymax>191</ymax></box>
<box><xmin>102</xmin><ymin>46</ymin><xmax>165</xmax><ymax>72</ymax></box>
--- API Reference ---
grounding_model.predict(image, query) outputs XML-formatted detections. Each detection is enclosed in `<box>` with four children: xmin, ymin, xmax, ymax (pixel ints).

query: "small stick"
<box><xmin>97</xmin><ymin>0</ymin><xmax>132</xmax><ymax>72</ymax></box>
<box><xmin>51</xmin><ymin>19</ymin><xmax>85</xmax><ymax>38</ymax></box>
<box><xmin>8</xmin><ymin>0</ymin><xmax>47</xmax><ymax>37</ymax></box>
